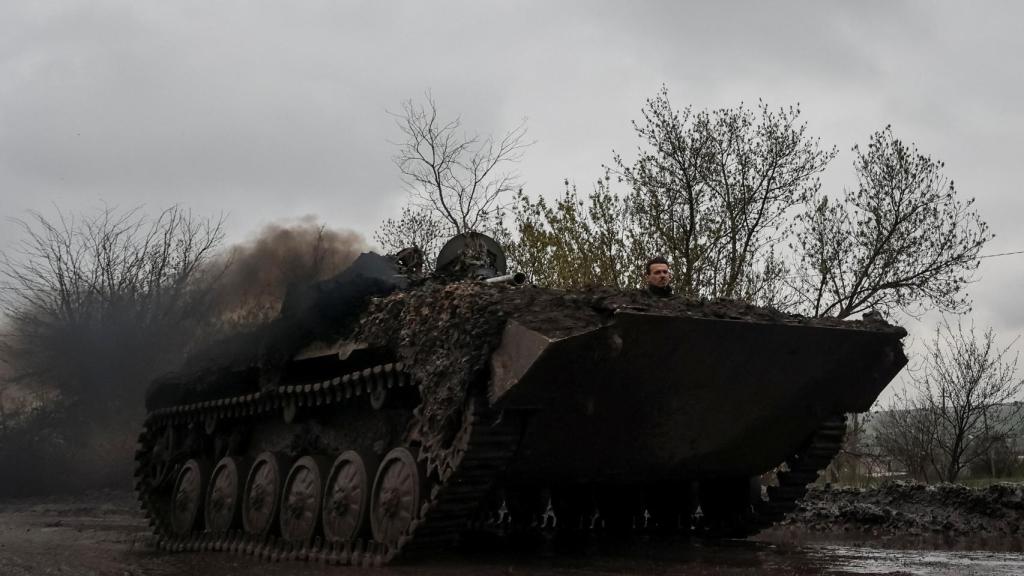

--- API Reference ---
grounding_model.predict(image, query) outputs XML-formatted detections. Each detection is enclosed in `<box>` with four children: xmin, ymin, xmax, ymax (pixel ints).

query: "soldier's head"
<box><xmin>645</xmin><ymin>256</ymin><xmax>672</xmax><ymax>288</ymax></box>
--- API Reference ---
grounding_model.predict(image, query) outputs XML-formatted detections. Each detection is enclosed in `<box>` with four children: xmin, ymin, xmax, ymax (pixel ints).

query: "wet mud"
<box><xmin>3</xmin><ymin>492</ymin><xmax>1024</xmax><ymax>576</ymax></box>
<box><xmin>787</xmin><ymin>481</ymin><xmax>1024</xmax><ymax>538</ymax></box>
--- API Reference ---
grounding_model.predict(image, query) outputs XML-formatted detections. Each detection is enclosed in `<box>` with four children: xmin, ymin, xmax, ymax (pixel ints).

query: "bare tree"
<box><xmin>823</xmin><ymin>412</ymin><xmax>888</xmax><ymax>486</ymax></box>
<box><xmin>390</xmin><ymin>92</ymin><xmax>531</xmax><ymax>235</ymax></box>
<box><xmin>872</xmin><ymin>390</ymin><xmax>944</xmax><ymax>482</ymax></box>
<box><xmin>794</xmin><ymin>126</ymin><xmax>991</xmax><ymax>319</ymax></box>
<box><xmin>0</xmin><ymin>205</ymin><xmax>225</xmax><ymax>416</ymax></box>
<box><xmin>874</xmin><ymin>318</ymin><xmax>1024</xmax><ymax>482</ymax></box>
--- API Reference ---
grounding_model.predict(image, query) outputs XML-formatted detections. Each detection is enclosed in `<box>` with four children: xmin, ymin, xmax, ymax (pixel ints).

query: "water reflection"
<box><xmin>809</xmin><ymin>545</ymin><xmax>1024</xmax><ymax>576</ymax></box>
<box><xmin>121</xmin><ymin>539</ymin><xmax>1024</xmax><ymax>576</ymax></box>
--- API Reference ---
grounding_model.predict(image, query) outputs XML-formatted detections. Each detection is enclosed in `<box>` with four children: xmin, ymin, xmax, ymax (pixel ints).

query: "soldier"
<box><xmin>645</xmin><ymin>256</ymin><xmax>673</xmax><ymax>297</ymax></box>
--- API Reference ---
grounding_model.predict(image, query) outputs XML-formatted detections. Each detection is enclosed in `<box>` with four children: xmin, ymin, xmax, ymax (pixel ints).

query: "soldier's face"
<box><xmin>646</xmin><ymin>263</ymin><xmax>672</xmax><ymax>287</ymax></box>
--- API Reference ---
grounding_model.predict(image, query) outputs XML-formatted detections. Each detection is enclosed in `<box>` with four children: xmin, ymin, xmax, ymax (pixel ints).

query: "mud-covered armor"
<box><xmin>134</xmin><ymin>232</ymin><xmax>907</xmax><ymax>565</ymax></box>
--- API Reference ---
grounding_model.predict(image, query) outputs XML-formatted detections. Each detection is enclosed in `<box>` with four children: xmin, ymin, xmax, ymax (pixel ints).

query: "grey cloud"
<box><xmin>1</xmin><ymin>1</ymin><xmax>1022</xmax><ymax>365</ymax></box>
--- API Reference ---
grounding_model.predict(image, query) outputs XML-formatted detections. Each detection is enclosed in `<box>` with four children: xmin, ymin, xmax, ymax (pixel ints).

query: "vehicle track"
<box><xmin>135</xmin><ymin>360</ymin><xmax>846</xmax><ymax>566</ymax></box>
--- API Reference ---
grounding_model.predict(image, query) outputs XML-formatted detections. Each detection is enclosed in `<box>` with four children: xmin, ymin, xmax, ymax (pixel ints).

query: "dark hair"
<box><xmin>645</xmin><ymin>256</ymin><xmax>669</xmax><ymax>275</ymax></box>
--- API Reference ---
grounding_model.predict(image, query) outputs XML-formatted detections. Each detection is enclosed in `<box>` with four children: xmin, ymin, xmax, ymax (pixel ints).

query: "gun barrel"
<box><xmin>484</xmin><ymin>272</ymin><xmax>528</xmax><ymax>285</ymax></box>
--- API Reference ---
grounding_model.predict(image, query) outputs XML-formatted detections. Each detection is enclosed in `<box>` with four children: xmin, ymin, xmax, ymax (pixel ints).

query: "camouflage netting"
<box><xmin>356</xmin><ymin>282</ymin><xmax>521</xmax><ymax>455</ymax></box>
<box><xmin>355</xmin><ymin>281</ymin><xmax>905</xmax><ymax>454</ymax></box>
<box><xmin>148</xmin><ymin>274</ymin><xmax>904</xmax><ymax>453</ymax></box>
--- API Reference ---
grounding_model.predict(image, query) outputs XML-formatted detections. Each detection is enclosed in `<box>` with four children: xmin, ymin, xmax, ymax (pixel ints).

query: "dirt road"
<box><xmin>2</xmin><ymin>492</ymin><xmax>1024</xmax><ymax>576</ymax></box>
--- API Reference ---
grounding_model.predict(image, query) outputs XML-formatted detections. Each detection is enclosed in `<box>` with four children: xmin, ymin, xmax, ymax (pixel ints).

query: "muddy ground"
<box><xmin>785</xmin><ymin>481</ymin><xmax>1024</xmax><ymax>539</ymax></box>
<box><xmin>3</xmin><ymin>488</ymin><xmax>1024</xmax><ymax>576</ymax></box>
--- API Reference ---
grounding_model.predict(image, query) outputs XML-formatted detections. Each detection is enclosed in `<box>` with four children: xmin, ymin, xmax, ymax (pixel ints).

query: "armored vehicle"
<box><xmin>134</xmin><ymin>233</ymin><xmax>907</xmax><ymax>566</ymax></box>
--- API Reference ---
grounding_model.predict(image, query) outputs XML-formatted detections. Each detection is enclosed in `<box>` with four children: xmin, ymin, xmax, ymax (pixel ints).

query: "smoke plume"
<box><xmin>0</xmin><ymin>212</ymin><xmax>366</xmax><ymax>496</ymax></box>
<box><xmin>208</xmin><ymin>216</ymin><xmax>366</xmax><ymax>329</ymax></box>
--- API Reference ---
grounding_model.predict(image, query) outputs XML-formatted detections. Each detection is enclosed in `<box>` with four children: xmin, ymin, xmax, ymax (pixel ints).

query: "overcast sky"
<box><xmin>2</xmin><ymin>1</ymin><xmax>1022</xmax><ymax>399</ymax></box>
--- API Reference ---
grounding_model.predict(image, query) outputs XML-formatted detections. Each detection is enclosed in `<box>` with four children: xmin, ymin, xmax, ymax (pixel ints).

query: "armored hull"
<box><xmin>134</xmin><ymin>278</ymin><xmax>906</xmax><ymax>565</ymax></box>
<box><xmin>493</xmin><ymin>311</ymin><xmax>901</xmax><ymax>482</ymax></box>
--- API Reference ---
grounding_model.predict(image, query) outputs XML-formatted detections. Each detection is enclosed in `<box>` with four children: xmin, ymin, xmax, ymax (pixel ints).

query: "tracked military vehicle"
<box><xmin>134</xmin><ymin>233</ymin><xmax>907</xmax><ymax>566</ymax></box>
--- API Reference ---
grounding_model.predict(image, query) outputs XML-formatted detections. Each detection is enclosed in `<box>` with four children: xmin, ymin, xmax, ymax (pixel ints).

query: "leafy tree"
<box><xmin>614</xmin><ymin>88</ymin><xmax>835</xmax><ymax>301</ymax></box>
<box><xmin>510</xmin><ymin>88</ymin><xmax>833</xmax><ymax>303</ymax></box>
<box><xmin>508</xmin><ymin>175</ymin><xmax>633</xmax><ymax>288</ymax></box>
<box><xmin>793</xmin><ymin>126</ymin><xmax>991</xmax><ymax>319</ymax></box>
<box><xmin>511</xmin><ymin>89</ymin><xmax>989</xmax><ymax>320</ymax></box>
<box><xmin>373</xmin><ymin>205</ymin><xmax>450</xmax><ymax>270</ymax></box>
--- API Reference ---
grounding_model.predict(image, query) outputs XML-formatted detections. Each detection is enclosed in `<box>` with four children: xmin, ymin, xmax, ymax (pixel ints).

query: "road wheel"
<box><xmin>322</xmin><ymin>450</ymin><xmax>372</xmax><ymax>544</ymax></box>
<box><xmin>370</xmin><ymin>447</ymin><xmax>422</xmax><ymax>549</ymax></box>
<box><xmin>242</xmin><ymin>452</ymin><xmax>284</xmax><ymax>536</ymax></box>
<box><xmin>169</xmin><ymin>459</ymin><xmax>207</xmax><ymax>536</ymax></box>
<box><xmin>280</xmin><ymin>455</ymin><xmax>327</xmax><ymax>543</ymax></box>
<box><xmin>204</xmin><ymin>456</ymin><xmax>241</xmax><ymax>533</ymax></box>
